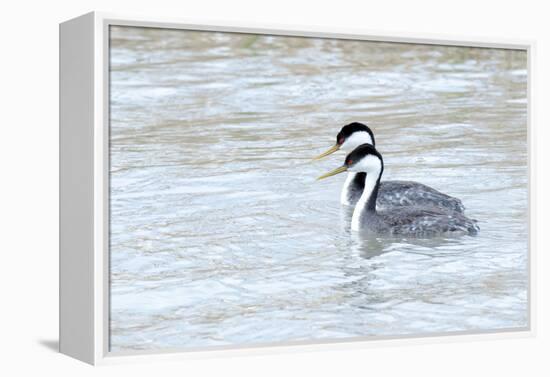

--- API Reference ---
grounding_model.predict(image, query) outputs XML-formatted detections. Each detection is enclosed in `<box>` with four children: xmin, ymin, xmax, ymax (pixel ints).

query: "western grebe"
<box><xmin>313</xmin><ymin>122</ymin><xmax>465</xmax><ymax>213</ymax></box>
<box><xmin>317</xmin><ymin>144</ymin><xmax>479</xmax><ymax>236</ymax></box>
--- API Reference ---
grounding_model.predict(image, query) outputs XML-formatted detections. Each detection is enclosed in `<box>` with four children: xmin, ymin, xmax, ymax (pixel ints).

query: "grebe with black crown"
<box><xmin>314</xmin><ymin>122</ymin><xmax>465</xmax><ymax>213</ymax></box>
<box><xmin>317</xmin><ymin>144</ymin><xmax>479</xmax><ymax>236</ymax></box>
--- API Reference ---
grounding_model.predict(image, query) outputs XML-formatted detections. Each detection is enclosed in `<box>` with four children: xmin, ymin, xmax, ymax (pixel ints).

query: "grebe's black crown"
<box><xmin>344</xmin><ymin>143</ymin><xmax>383</xmax><ymax>168</ymax></box>
<box><xmin>336</xmin><ymin>122</ymin><xmax>375</xmax><ymax>146</ymax></box>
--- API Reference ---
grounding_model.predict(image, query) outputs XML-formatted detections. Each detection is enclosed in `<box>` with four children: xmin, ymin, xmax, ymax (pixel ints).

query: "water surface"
<box><xmin>109</xmin><ymin>26</ymin><xmax>528</xmax><ymax>351</ymax></box>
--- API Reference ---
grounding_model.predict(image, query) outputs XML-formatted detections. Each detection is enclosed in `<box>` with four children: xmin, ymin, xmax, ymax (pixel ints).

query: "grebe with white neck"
<box><xmin>314</xmin><ymin>122</ymin><xmax>465</xmax><ymax>213</ymax></box>
<box><xmin>317</xmin><ymin>144</ymin><xmax>479</xmax><ymax>236</ymax></box>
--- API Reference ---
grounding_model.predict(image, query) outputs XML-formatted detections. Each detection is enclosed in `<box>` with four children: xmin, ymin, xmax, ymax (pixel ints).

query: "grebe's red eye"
<box><xmin>347</xmin><ymin>159</ymin><xmax>353</xmax><ymax>165</ymax></box>
<box><xmin>338</xmin><ymin>137</ymin><xmax>344</xmax><ymax>145</ymax></box>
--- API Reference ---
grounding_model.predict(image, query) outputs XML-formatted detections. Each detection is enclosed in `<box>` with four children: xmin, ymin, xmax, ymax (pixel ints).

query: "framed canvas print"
<box><xmin>59</xmin><ymin>12</ymin><xmax>535</xmax><ymax>365</ymax></box>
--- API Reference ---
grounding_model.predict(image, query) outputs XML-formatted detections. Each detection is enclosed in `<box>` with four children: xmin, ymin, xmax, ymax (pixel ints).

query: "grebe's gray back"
<box><xmin>317</xmin><ymin>144</ymin><xmax>479</xmax><ymax>237</ymax></box>
<box><xmin>313</xmin><ymin>122</ymin><xmax>465</xmax><ymax>213</ymax></box>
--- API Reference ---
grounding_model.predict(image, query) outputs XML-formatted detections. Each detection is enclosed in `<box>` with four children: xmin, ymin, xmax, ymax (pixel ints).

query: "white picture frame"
<box><xmin>59</xmin><ymin>11</ymin><xmax>536</xmax><ymax>365</ymax></box>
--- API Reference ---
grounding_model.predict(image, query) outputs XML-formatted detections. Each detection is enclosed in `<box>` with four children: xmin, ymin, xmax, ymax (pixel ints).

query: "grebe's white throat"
<box><xmin>341</xmin><ymin>172</ymin><xmax>358</xmax><ymax>206</ymax></box>
<box><xmin>349</xmin><ymin>154</ymin><xmax>382</xmax><ymax>231</ymax></box>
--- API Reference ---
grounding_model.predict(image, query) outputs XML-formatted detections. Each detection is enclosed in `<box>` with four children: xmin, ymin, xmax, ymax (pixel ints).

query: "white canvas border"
<box><xmin>61</xmin><ymin>11</ymin><xmax>536</xmax><ymax>365</ymax></box>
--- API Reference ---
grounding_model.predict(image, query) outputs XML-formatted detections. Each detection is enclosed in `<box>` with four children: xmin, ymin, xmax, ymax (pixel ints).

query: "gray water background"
<box><xmin>109</xmin><ymin>26</ymin><xmax>528</xmax><ymax>352</ymax></box>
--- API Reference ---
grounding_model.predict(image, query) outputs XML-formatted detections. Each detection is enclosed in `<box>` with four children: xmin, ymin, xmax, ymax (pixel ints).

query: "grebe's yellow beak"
<box><xmin>316</xmin><ymin>165</ymin><xmax>348</xmax><ymax>181</ymax></box>
<box><xmin>312</xmin><ymin>144</ymin><xmax>340</xmax><ymax>160</ymax></box>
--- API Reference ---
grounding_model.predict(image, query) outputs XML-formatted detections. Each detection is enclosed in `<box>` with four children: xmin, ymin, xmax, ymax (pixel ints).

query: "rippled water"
<box><xmin>109</xmin><ymin>26</ymin><xmax>528</xmax><ymax>352</ymax></box>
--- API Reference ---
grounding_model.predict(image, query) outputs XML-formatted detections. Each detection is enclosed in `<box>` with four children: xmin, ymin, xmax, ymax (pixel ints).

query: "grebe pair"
<box><xmin>315</xmin><ymin>123</ymin><xmax>479</xmax><ymax>236</ymax></box>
